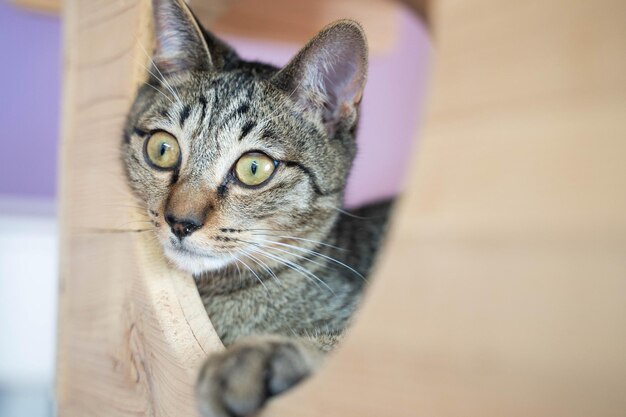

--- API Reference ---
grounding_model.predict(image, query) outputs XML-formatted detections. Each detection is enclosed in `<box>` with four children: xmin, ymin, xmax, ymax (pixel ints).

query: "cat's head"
<box><xmin>122</xmin><ymin>0</ymin><xmax>368</xmax><ymax>276</ymax></box>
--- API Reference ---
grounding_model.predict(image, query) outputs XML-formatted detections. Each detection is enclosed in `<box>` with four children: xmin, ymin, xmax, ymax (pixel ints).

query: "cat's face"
<box><xmin>122</xmin><ymin>0</ymin><xmax>367</xmax><ymax>276</ymax></box>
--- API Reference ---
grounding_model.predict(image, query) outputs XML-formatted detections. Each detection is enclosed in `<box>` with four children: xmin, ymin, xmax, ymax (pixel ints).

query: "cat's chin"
<box><xmin>163</xmin><ymin>245</ymin><xmax>233</xmax><ymax>276</ymax></box>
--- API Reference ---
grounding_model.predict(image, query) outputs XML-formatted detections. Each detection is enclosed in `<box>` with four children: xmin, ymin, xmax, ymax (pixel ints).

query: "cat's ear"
<box><xmin>152</xmin><ymin>0</ymin><xmax>238</xmax><ymax>74</ymax></box>
<box><xmin>271</xmin><ymin>20</ymin><xmax>368</xmax><ymax>133</ymax></box>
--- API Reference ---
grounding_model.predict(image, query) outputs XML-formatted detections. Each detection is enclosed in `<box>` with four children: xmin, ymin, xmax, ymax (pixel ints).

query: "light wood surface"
<box><xmin>57</xmin><ymin>0</ymin><xmax>626</xmax><ymax>417</ymax></box>
<box><xmin>266</xmin><ymin>0</ymin><xmax>626</xmax><ymax>416</ymax></box>
<box><xmin>56</xmin><ymin>1</ymin><xmax>223</xmax><ymax>416</ymax></box>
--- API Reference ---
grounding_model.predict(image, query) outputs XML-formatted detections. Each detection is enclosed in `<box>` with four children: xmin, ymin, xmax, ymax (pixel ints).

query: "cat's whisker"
<box><xmin>141</xmin><ymin>80</ymin><xmax>177</xmax><ymax>106</ymax></box>
<box><xmin>228</xmin><ymin>251</ymin><xmax>243</xmax><ymax>283</ymax></box>
<box><xmin>245</xmin><ymin>245</ymin><xmax>334</xmax><ymax>294</ymax></box>
<box><xmin>115</xmin><ymin>220</ymin><xmax>156</xmax><ymax>228</ymax></box>
<box><xmin>142</xmin><ymin>232</ymin><xmax>161</xmax><ymax>247</ymax></box>
<box><xmin>250</xmin><ymin>233</ymin><xmax>346</xmax><ymax>252</ymax></box>
<box><xmin>104</xmin><ymin>203</ymin><xmax>149</xmax><ymax>212</ymax></box>
<box><xmin>234</xmin><ymin>252</ymin><xmax>269</xmax><ymax>292</ymax></box>
<box><xmin>76</xmin><ymin>227</ymin><xmax>155</xmax><ymax>234</ymax></box>
<box><xmin>248</xmin><ymin>240</ymin><xmax>331</xmax><ymax>271</ymax></box>
<box><xmin>333</xmin><ymin>206</ymin><xmax>379</xmax><ymax>220</ymax></box>
<box><xmin>232</xmin><ymin>252</ymin><xmax>303</xmax><ymax>338</ymax></box>
<box><xmin>253</xmin><ymin>238</ymin><xmax>365</xmax><ymax>281</ymax></box>
<box><xmin>224</xmin><ymin>250</ymin><xmax>243</xmax><ymax>287</ymax></box>
<box><xmin>244</xmin><ymin>245</ymin><xmax>312</xmax><ymax>285</ymax></box>
<box><xmin>239</xmin><ymin>250</ymin><xmax>281</xmax><ymax>286</ymax></box>
<box><xmin>136</xmin><ymin>41</ymin><xmax>183</xmax><ymax>106</ymax></box>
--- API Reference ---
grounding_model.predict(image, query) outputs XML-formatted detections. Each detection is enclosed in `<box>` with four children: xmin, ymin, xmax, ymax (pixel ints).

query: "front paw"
<box><xmin>196</xmin><ymin>336</ymin><xmax>321</xmax><ymax>417</ymax></box>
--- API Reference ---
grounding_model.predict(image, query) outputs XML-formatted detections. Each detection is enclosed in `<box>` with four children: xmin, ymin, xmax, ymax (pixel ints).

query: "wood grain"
<box><xmin>58</xmin><ymin>0</ymin><xmax>626</xmax><ymax>416</ymax></box>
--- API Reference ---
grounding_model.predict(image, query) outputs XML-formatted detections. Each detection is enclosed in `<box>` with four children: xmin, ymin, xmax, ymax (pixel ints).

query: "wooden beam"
<box><xmin>56</xmin><ymin>1</ymin><xmax>223</xmax><ymax>416</ymax></box>
<box><xmin>265</xmin><ymin>0</ymin><xmax>626</xmax><ymax>415</ymax></box>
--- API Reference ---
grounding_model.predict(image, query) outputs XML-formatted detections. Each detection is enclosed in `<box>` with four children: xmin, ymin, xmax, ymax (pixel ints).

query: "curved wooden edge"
<box><xmin>133</xmin><ymin>229</ymin><xmax>224</xmax><ymax>358</ymax></box>
<box><xmin>263</xmin><ymin>0</ymin><xmax>626</xmax><ymax>416</ymax></box>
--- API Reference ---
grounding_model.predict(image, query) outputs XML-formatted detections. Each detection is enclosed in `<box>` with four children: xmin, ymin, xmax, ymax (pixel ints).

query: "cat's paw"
<box><xmin>196</xmin><ymin>336</ymin><xmax>321</xmax><ymax>417</ymax></box>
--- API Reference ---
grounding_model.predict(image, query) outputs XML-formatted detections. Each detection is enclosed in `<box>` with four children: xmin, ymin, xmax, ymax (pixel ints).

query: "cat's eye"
<box><xmin>234</xmin><ymin>152</ymin><xmax>277</xmax><ymax>187</ymax></box>
<box><xmin>145</xmin><ymin>131</ymin><xmax>181</xmax><ymax>170</ymax></box>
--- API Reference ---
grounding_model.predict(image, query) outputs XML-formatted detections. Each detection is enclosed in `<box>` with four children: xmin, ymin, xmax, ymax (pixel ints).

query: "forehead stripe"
<box><xmin>218</xmin><ymin>102</ymin><xmax>251</xmax><ymax>131</ymax></box>
<box><xmin>199</xmin><ymin>96</ymin><xmax>208</xmax><ymax>123</ymax></box>
<box><xmin>283</xmin><ymin>161</ymin><xmax>341</xmax><ymax>197</ymax></box>
<box><xmin>130</xmin><ymin>127</ymin><xmax>149</xmax><ymax>140</ymax></box>
<box><xmin>238</xmin><ymin>120</ymin><xmax>257</xmax><ymax>141</ymax></box>
<box><xmin>179</xmin><ymin>105</ymin><xmax>191</xmax><ymax>127</ymax></box>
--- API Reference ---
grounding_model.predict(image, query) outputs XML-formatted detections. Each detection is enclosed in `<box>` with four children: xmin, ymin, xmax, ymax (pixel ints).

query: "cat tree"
<box><xmin>57</xmin><ymin>0</ymin><xmax>626</xmax><ymax>416</ymax></box>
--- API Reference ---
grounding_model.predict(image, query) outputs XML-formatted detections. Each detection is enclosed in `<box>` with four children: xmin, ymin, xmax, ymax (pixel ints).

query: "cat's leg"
<box><xmin>195</xmin><ymin>335</ymin><xmax>330</xmax><ymax>417</ymax></box>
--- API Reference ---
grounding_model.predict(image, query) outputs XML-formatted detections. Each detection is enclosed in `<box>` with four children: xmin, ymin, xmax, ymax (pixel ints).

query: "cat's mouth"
<box><xmin>163</xmin><ymin>239</ymin><xmax>234</xmax><ymax>275</ymax></box>
<box><xmin>170</xmin><ymin>240</ymin><xmax>211</xmax><ymax>257</ymax></box>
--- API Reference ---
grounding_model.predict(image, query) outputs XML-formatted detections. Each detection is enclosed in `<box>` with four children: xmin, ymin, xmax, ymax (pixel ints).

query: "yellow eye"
<box><xmin>234</xmin><ymin>152</ymin><xmax>276</xmax><ymax>186</ymax></box>
<box><xmin>145</xmin><ymin>131</ymin><xmax>180</xmax><ymax>169</ymax></box>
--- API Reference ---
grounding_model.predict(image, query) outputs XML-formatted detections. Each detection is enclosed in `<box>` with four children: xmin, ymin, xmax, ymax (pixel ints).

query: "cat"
<box><xmin>121</xmin><ymin>1</ymin><xmax>392</xmax><ymax>416</ymax></box>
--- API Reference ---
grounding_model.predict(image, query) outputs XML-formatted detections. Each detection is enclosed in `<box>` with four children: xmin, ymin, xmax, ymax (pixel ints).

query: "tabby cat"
<box><xmin>122</xmin><ymin>1</ymin><xmax>392</xmax><ymax>416</ymax></box>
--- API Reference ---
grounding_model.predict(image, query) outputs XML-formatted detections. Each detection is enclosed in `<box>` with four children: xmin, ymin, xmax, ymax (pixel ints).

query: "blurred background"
<box><xmin>0</xmin><ymin>2</ymin><xmax>60</xmax><ymax>416</ymax></box>
<box><xmin>0</xmin><ymin>1</ymin><xmax>430</xmax><ymax>416</ymax></box>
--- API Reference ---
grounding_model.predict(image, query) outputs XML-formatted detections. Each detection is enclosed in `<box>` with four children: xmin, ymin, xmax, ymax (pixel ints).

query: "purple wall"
<box><xmin>0</xmin><ymin>4</ymin><xmax>61</xmax><ymax>199</ymax></box>
<box><xmin>0</xmin><ymin>3</ymin><xmax>429</xmax><ymax>207</ymax></box>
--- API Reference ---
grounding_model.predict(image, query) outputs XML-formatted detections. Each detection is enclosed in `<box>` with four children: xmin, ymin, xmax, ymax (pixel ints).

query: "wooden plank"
<box><xmin>56</xmin><ymin>1</ymin><xmax>222</xmax><ymax>416</ymax></box>
<box><xmin>265</xmin><ymin>0</ymin><xmax>626</xmax><ymax>416</ymax></box>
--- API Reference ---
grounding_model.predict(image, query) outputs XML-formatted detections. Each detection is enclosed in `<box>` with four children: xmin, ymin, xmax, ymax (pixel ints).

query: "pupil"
<box><xmin>251</xmin><ymin>160</ymin><xmax>258</xmax><ymax>175</ymax></box>
<box><xmin>160</xmin><ymin>142</ymin><xmax>169</xmax><ymax>156</ymax></box>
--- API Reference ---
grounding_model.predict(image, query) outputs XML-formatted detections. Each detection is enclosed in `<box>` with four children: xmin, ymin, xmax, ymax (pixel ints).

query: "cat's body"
<box><xmin>122</xmin><ymin>1</ymin><xmax>391</xmax><ymax>416</ymax></box>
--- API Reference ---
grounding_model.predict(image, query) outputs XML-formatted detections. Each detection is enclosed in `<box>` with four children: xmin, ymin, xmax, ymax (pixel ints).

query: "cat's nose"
<box><xmin>165</xmin><ymin>214</ymin><xmax>203</xmax><ymax>240</ymax></box>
